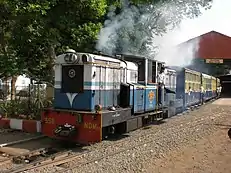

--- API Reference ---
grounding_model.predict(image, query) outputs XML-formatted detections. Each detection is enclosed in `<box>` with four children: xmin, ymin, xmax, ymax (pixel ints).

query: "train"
<box><xmin>41</xmin><ymin>49</ymin><xmax>221</xmax><ymax>145</ymax></box>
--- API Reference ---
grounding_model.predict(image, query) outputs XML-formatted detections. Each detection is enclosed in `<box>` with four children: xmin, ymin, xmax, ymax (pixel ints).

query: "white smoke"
<box><xmin>152</xmin><ymin>31</ymin><xmax>200</xmax><ymax>67</ymax></box>
<box><xmin>96</xmin><ymin>2</ymin><xmax>191</xmax><ymax>57</ymax></box>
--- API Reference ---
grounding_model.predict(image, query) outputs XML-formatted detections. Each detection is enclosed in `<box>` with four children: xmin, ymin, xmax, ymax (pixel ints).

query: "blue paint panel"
<box><xmin>131</xmin><ymin>83</ymin><xmax>159</xmax><ymax>114</ymax></box>
<box><xmin>211</xmin><ymin>91</ymin><xmax>217</xmax><ymax>98</ymax></box>
<box><xmin>185</xmin><ymin>92</ymin><xmax>201</xmax><ymax>107</ymax></box>
<box><xmin>54</xmin><ymin>89</ymin><xmax>94</xmax><ymax>111</ymax></box>
<box><xmin>203</xmin><ymin>91</ymin><xmax>214</xmax><ymax>101</ymax></box>
<box><xmin>54</xmin><ymin>89</ymin><xmax>121</xmax><ymax>111</ymax></box>
<box><xmin>134</xmin><ymin>88</ymin><xmax>145</xmax><ymax>113</ymax></box>
<box><xmin>144</xmin><ymin>87</ymin><xmax>157</xmax><ymax>112</ymax></box>
<box><xmin>175</xmin><ymin>68</ymin><xmax>186</xmax><ymax>110</ymax></box>
<box><xmin>174</xmin><ymin>68</ymin><xmax>202</xmax><ymax>110</ymax></box>
<box><xmin>207</xmin><ymin>91</ymin><xmax>213</xmax><ymax>98</ymax></box>
<box><xmin>165</xmin><ymin>93</ymin><xmax>176</xmax><ymax>106</ymax></box>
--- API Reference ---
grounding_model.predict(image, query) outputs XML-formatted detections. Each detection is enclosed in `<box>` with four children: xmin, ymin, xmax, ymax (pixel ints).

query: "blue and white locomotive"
<box><xmin>41</xmin><ymin>49</ymin><xmax>219</xmax><ymax>144</ymax></box>
<box><xmin>42</xmin><ymin>49</ymin><xmax>177</xmax><ymax>143</ymax></box>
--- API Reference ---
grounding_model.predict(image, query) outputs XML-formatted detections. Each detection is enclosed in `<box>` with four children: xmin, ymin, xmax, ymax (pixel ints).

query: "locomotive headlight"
<box><xmin>70</xmin><ymin>53</ymin><xmax>78</xmax><ymax>62</ymax></box>
<box><xmin>94</xmin><ymin>104</ymin><xmax>102</xmax><ymax>113</ymax></box>
<box><xmin>68</xmin><ymin>69</ymin><xmax>76</xmax><ymax>78</ymax></box>
<box><xmin>64</xmin><ymin>53</ymin><xmax>78</xmax><ymax>63</ymax></box>
<box><xmin>81</xmin><ymin>54</ymin><xmax>88</xmax><ymax>63</ymax></box>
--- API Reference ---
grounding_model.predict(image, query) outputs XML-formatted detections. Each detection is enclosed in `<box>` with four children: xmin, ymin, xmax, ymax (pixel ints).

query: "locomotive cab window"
<box><xmin>151</xmin><ymin>61</ymin><xmax>162</xmax><ymax>83</ymax></box>
<box><xmin>151</xmin><ymin>62</ymin><xmax>156</xmax><ymax>83</ymax></box>
<box><xmin>137</xmin><ymin>60</ymin><xmax>145</xmax><ymax>81</ymax></box>
<box><xmin>61</xmin><ymin>65</ymin><xmax>84</xmax><ymax>93</ymax></box>
<box><xmin>148</xmin><ymin>60</ymin><xmax>153</xmax><ymax>83</ymax></box>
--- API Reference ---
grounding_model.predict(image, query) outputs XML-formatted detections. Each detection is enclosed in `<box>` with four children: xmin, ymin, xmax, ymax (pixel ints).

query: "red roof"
<box><xmin>178</xmin><ymin>31</ymin><xmax>231</xmax><ymax>59</ymax></box>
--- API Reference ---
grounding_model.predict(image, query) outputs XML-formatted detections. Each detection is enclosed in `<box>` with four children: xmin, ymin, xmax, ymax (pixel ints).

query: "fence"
<box><xmin>0</xmin><ymin>82</ymin><xmax>54</xmax><ymax>120</ymax></box>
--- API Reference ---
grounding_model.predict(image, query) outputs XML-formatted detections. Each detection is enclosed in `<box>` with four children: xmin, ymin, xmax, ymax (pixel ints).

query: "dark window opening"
<box><xmin>120</xmin><ymin>83</ymin><xmax>130</xmax><ymax>108</ymax></box>
<box><xmin>137</xmin><ymin>60</ymin><xmax>145</xmax><ymax>81</ymax></box>
<box><xmin>61</xmin><ymin>65</ymin><xmax>84</xmax><ymax>93</ymax></box>
<box><xmin>151</xmin><ymin>62</ymin><xmax>157</xmax><ymax>83</ymax></box>
<box><xmin>147</xmin><ymin>60</ymin><xmax>156</xmax><ymax>83</ymax></box>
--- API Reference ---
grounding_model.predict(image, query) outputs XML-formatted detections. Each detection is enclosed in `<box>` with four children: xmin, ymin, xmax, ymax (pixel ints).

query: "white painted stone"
<box><xmin>9</xmin><ymin>119</ymin><xmax>23</xmax><ymax>130</ymax></box>
<box><xmin>36</xmin><ymin>121</ymin><xmax>41</xmax><ymax>132</ymax></box>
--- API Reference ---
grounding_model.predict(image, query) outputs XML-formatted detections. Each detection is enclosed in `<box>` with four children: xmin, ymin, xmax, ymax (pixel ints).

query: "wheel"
<box><xmin>228</xmin><ymin>128</ymin><xmax>231</xmax><ymax>139</ymax></box>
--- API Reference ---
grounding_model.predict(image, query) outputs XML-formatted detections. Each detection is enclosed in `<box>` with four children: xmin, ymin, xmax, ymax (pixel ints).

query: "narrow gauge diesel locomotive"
<box><xmin>41</xmin><ymin>49</ymin><xmax>177</xmax><ymax>144</ymax></box>
<box><xmin>41</xmin><ymin>49</ymin><xmax>220</xmax><ymax>144</ymax></box>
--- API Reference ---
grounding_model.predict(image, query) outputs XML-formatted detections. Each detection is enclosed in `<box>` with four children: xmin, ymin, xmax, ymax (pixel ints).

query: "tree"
<box><xmin>7</xmin><ymin>0</ymin><xmax>107</xmax><ymax>83</ymax></box>
<box><xmin>0</xmin><ymin>0</ymin><xmax>24</xmax><ymax>99</ymax></box>
<box><xmin>1</xmin><ymin>0</ymin><xmax>213</xmax><ymax>84</ymax></box>
<box><xmin>96</xmin><ymin>0</ymin><xmax>213</xmax><ymax>56</ymax></box>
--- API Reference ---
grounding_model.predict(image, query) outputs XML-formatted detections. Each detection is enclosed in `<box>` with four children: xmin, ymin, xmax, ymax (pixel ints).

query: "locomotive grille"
<box><xmin>61</xmin><ymin>65</ymin><xmax>84</xmax><ymax>93</ymax></box>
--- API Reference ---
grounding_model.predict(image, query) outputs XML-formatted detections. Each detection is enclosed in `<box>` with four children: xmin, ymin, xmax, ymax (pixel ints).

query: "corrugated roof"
<box><xmin>178</xmin><ymin>31</ymin><xmax>231</xmax><ymax>59</ymax></box>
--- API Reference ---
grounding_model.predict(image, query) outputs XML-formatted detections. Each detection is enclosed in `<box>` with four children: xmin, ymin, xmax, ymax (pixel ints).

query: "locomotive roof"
<box><xmin>56</xmin><ymin>52</ymin><xmax>123</xmax><ymax>64</ymax></box>
<box><xmin>91</xmin><ymin>54</ymin><xmax>138</xmax><ymax>70</ymax></box>
<box><xmin>202</xmin><ymin>73</ymin><xmax>212</xmax><ymax>78</ymax></box>
<box><xmin>57</xmin><ymin>50</ymin><xmax>167</xmax><ymax>71</ymax></box>
<box><xmin>165</xmin><ymin>68</ymin><xmax>176</xmax><ymax>73</ymax></box>
<box><xmin>116</xmin><ymin>54</ymin><xmax>165</xmax><ymax>64</ymax></box>
<box><xmin>91</xmin><ymin>53</ymin><xmax>122</xmax><ymax>63</ymax></box>
<box><xmin>185</xmin><ymin>68</ymin><xmax>201</xmax><ymax>75</ymax></box>
<box><xmin>55</xmin><ymin>52</ymin><xmax>138</xmax><ymax>70</ymax></box>
<box><xmin>126</xmin><ymin>61</ymin><xmax>138</xmax><ymax>70</ymax></box>
<box><xmin>168</xmin><ymin>66</ymin><xmax>201</xmax><ymax>75</ymax></box>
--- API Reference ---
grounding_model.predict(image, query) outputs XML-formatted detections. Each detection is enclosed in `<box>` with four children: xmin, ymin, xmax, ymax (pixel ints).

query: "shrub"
<box><xmin>0</xmin><ymin>97</ymin><xmax>53</xmax><ymax>120</ymax></box>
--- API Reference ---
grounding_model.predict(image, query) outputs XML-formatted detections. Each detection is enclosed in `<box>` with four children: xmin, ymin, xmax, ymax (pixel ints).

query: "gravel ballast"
<box><xmin>24</xmin><ymin>101</ymin><xmax>231</xmax><ymax>173</ymax></box>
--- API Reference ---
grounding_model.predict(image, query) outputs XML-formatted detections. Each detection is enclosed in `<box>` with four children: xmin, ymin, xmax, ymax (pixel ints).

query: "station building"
<box><xmin>178</xmin><ymin>31</ymin><xmax>231</xmax><ymax>97</ymax></box>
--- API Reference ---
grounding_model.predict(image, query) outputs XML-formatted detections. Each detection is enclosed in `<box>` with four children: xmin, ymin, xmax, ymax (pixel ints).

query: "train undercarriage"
<box><xmin>41</xmin><ymin>107</ymin><xmax>168</xmax><ymax>145</ymax></box>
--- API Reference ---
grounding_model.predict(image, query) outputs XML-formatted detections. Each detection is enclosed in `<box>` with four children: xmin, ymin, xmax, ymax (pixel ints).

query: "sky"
<box><xmin>163</xmin><ymin>0</ymin><xmax>231</xmax><ymax>44</ymax></box>
<box><xmin>152</xmin><ymin>0</ymin><xmax>231</xmax><ymax>66</ymax></box>
<box><xmin>96</xmin><ymin>0</ymin><xmax>230</xmax><ymax>66</ymax></box>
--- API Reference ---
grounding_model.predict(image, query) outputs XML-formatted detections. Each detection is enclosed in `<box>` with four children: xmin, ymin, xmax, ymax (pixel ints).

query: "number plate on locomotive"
<box><xmin>44</xmin><ymin>117</ymin><xmax>54</xmax><ymax>124</ymax></box>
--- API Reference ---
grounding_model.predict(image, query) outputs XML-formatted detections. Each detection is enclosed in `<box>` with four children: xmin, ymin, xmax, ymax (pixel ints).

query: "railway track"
<box><xmin>4</xmin><ymin>103</ymin><xmax>221</xmax><ymax>173</ymax></box>
<box><xmin>0</xmin><ymin>100</ymin><xmax>217</xmax><ymax>173</ymax></box>
<box><xmin>57</xmin><ymin>113</ymin><xmax>220</xmax><ymax>173</ymax></box>
<box><xmin>6</xmin><ymin>121</ymin><xmax>210</xmax><ymax>173</ymax></box>
<box><xmin>0</xmin><ymin>147</ymin><xmax>58</xmax><ymax>171</ymax></box>
<box><xmin>0</xmin><ymin>134</ymin><xmax>73</xmax><ymax>173</ymax></box>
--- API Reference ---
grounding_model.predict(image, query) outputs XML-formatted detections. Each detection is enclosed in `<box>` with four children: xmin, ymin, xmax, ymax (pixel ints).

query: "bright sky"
<box><xmin>153</xmin><ymin>0</ymin><xmax>231</xmax><ymax>66</ymax></box>
<box><xmin>164</xmin><ymin>0</ymin><xmax>231</xmax><ymax>44</ymax></box>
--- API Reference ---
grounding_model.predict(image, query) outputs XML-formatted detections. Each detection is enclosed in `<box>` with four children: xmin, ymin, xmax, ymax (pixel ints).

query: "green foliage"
<box><xmin>0</xmin><ymin>99</ymin><xmax>52</xmax><ymax>120</ymax></box>
<box><xmin>0</xmin><ymin>0</ymin><xmax>107</xmax><ymax>81</ymax></box>
<box><xmin>0</xmin><ymin>0</ymin><xmax>213</xmax><ymax>81</ymax></box>
<box><xmin>0</xmin><ymin>100</ymin><xmax>29</xmax><ymax>119</ymax></box>
<box><xmin>0</xmin><ymin>0</ymin><xmax>215</xmax><ymax>119</ymax></box>
<box><xmin>0</xmin><ymin>1</ymin><xmax>19</xmax><ymax>77</ymax></box>
<box><xmin>96</xmin><ymin>0</ymin><xmax>213</xmax><ymax>56</ymax></box>
<box><xmin>0</xmin><ymin>85</ymin><xmax>53</xmax><ymax>120</ymax></box>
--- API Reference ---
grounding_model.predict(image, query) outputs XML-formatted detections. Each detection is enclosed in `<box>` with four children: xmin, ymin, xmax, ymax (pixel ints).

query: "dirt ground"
<box><xmin>149</xmin><ymin>99</ymin><xmax>231</xmax><ymax>173</ymax></box>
